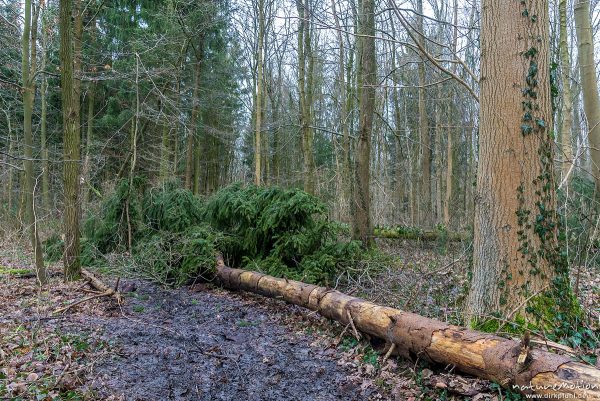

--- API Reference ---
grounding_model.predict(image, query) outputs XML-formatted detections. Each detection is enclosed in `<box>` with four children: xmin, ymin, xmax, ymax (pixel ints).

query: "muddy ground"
<box><xmin>1</xmin><ymin>275</ymin><xmax>380</xmax><ymax>400</ymax></box>
<box><xmin>2</xmin><ymin>240</ymin><xmax>597</xmax><ymax>401</ymax></box>
<box><xmin>68</xmin><ymin>280</ymin><xmax>379</xmax><ymax>401</ymax></box>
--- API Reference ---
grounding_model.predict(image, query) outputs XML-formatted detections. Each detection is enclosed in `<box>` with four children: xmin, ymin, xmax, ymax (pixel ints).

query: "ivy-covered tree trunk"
<box><xmin>60</xmin><ymin>0</ymin><xmax>81</xmax><ymax>281</ymax></box>
<box><xmin>467</xmin><ymin>0</ymin><xmax>560</xmax><ymax>322</ymax></box>
<box><xmin>352</xmin><ymin>0</ymin><xmax>375</xmax><ymax>247</ymax></box>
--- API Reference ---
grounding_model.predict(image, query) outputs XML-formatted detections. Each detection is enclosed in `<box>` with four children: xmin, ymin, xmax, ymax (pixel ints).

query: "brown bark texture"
<box><xmin>574</xmin><ymin>0</ymin><xmax>600</xmax><ymax>191</ymax></box>
<box><xmin>467</xmin><ymin>0</ymin><xmax>556</xmax><ymax>319</ymax></box>
<box><xmin>215</xmin><ymin>256</ymin><xmax>600</xmax><ymax>400</ymax></box>
<box><xmin>352</xmin><ymin>0</ymin><xmax>375</xmax><ymax>247</ymax></box>
<box><xmin>60</xmin><ymin>0</ymin><xmax>81</xmax><ymax>281</ymax></box>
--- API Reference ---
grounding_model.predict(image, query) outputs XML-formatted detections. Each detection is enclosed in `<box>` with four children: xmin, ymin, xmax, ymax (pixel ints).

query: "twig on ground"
<box><xmin>382</xmin><ymin>343</ymin><xmax>396</xmax><ymax>364</ymax></box>
<box><xmin>346</xmin><ymin>310</ymin><xmax>362</xmax><ymax>341</ymax></box>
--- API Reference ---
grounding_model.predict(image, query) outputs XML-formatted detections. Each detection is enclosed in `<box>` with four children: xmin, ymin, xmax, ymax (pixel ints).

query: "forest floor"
<box><xmin>1</xmin><ymin>240</ymin><xmax>598</xmax><ymax>401</ymax></box>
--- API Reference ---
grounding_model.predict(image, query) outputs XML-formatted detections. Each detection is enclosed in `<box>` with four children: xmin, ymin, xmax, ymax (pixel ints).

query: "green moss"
<box><xmin>471</xmin><ymin>313</ymin><xmax>529</xmax><ymax>335</ymax></box>
<box><xmin>0</xmin><ymin>267</ymin><xmax>32</xmax><ymax>276</ymax></box>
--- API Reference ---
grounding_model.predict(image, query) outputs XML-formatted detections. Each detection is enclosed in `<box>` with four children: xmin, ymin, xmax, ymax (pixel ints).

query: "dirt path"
<box><xmin>1</xmin><ymin>272</ymin><xmax>384</xmax><ymax>400</ymax></box>
<box><xmin>82</xmin><ymin>280</ymin><xmax>378</xmax><ymax>400</ymax></box>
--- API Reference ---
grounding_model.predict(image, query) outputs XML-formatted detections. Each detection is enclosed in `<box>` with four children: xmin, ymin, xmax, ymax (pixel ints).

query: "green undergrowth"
<box><xmin>0</xmin><ymin>267</ymin><xmax>32</xmax><ymax>276</ymax></box>
<box><xmin>470</xmin><ymin>171</ymin><xmax>599</xmax><ymax>356</ymax></box>
<box><xmin>373</xmin><ymin>225</ymin><xmax>424</xmax><ymax>239</ymax></box>
<box><xmin>204</xmin><ymin>184</ymin><xmax>362</xmax><ymax>284</ymax></box>
<box><xmin>473</xmin><ymin>292</ymin><xmax>597</xmax><ymax>364</ymax></box>
<box><xmin>45</xmin><ymin>180</ymin><xmax>364</xmax><ymax>287</ymax></box>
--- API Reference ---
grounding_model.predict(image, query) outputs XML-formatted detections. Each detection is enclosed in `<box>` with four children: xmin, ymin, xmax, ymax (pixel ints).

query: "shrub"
<box><xmin>44</xmin><ymin>234</ymin><xmax>64</xmax><ymax>263</ymax></box>
<box><xmin>61</xmin><ymin>181</ymin><xmax>363</xmax><ymax>287</ymax></box>
<box><xmin>43</xmin><ymin>235</ymin><xmax>101</xmax><ymax>267</ymax></box>
<box><xmin>134</xmin><ymin>225</ymin><xmax>220</xmax><ymax>286</ymax></box>
<box><xmin>204</xmin><ymin>184</ymin><xmax>361</xmax><ymax>285</ymax></box>
<box><xmin>143</xmin><ymin>182</ymin><xmax>205</xmax><ymax>232</ymax></box>
<box><xmin>84</xmin><ymin>177</ymin><xmax>146</xmax><ymax>254</ymax></box>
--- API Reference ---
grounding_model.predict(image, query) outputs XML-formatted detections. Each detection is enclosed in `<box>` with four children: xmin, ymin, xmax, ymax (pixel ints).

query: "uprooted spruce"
<box><xmin>45</xmin><ymin>181</ymin><xmax>361</xmax><ymax>287</ymax></box>
<box><xmin>215</xmin><ymin>256</ymin><xmax>600</xmax><ymax>400</ymax></box>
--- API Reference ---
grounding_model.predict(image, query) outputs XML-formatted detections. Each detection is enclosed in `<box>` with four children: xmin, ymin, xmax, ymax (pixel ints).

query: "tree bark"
<box><xmin>297</xmin><ymin>0</ymin><xmax>316</xmax><ymax>195</ymax></box>
<box><xmin>331</xmin><ymin>0</ymin><xmax>350</xmax><ymax>220</ymax></box>
<box><xmin>416</xmin><ymin>0</ymin><xmax>431</xmax><ymax>226</ymax></box>
<box><xmin>4</xmin><ymin>111</ymin><xmax>14</xmax><ymax>212</ymax></box>
<box><xmin>254</xmin><ymin>0</ymin><xmax>265</xmax><ymax>186</ymax></box>
<box><xmin>60</xmin><ymin>0</ymin><xmax>82</xmax><ymax>281</ymax></box>
<box><xmin>185</xmin><ymin>60</ymin><xmax>202</xmax><ymax>191</ymax></box>
<box><xmin>22</xmin><ymin>0</ymin><xmax>47</xmax><ymax>285</ymax></box>
<box><xmin>574</xmin><ymin>0</ymin><xmax>600</xmax><ymax>192</ymax></box>
<box><xmin>434</xmin><ymin>85</ymin><xmax>443</xmax><ymax>224</ymax></box>
<box><xmin>467</xmin><ymin>0</ymin><xmax>557</xmax><ymax>320</ymax></box>
<box><xmin>444</xmin><ymin>0</ymin><xmax>458</xmax><ymax>228</ymax></box>
<box><xmin>40</xmin><ymin>7</ymin><xmax>50</xmax><ymax>211</ymax></box>
<box><xmin>558</xmin><ymin>0</ymin><xmax>574</xmax><ymax>185</ymax></box>
<box><xmin>215</xmin><ymin>257</ymin><xmax>600</xmax><ymax>400</ymax></box>
<box><xmin>352</xmin><ymin>0</ymin><xmax>375</xmax><ymax>247</ymax></box>
<box><xmin>83</xmin><ymin>82</ymin><xmax>95</xmax><ymax>205</ymax></box>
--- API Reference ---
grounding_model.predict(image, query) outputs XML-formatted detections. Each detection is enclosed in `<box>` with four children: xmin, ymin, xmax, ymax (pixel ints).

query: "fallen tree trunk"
<box><xmin>53</xmin><ymin>269</ymin><xmax>123</xmax><ymax>314</ymax></box>
<box><xmin>215</xmin><ymin>256</ymin><xmax>600</xmax><ymax>400</ymax></box>
<box><xmin>82</xmin><ymin>269</ymin><xmax>123</xmax><ymax>304</ymax></box>
<box><xmin>373</xmin><ymin>228</ymin><xmax>467</xmax><ymax>242</ymax></box>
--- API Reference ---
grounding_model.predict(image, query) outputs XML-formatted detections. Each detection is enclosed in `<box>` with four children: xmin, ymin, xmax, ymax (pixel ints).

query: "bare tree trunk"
<box><xmin>297</xmin><ymin>0</ymin><xmax>316</xmax><ymax>194</ymax></box>
<box><xmin>416</xmin><ymin>0</ymin><xmax>431</xmax><ymax>226</ymax></box>
<box><xmin>159</xmin><ymin>118</ymin><xmax>170</xmax><ymax>182</ymax></box>
<box><xmin>4</xmin><ymin>111</ymin><xmax>14</xmax><ymax>212</ymax></box>
<box><xmin>434</xmin><ymin>85</ymin><xmax>443</xmax><ymax>224</ymax></box>
<box><xmin>572</xmin><ymin>71</ymin><xmax>587</xmax><ymax>172</ymax></box>
<box><xmin>444</xmin><ymin>0</ymin><xmax>458</xmax><ymax>228</ymax></box>
<box><xmin>352</xmin><ymin>0</ymin><xmax>375</xmax><ymax>247</ymax></box>
<box><xmin>574</xmin><ymin>0</ymin><xmax>600</xmax><ymax>192</ymax></box>
<box><xmin>60</xmin><ymin>0</ymin><xmax>81</xmax><ymax>281</ymax></box>
<box><xmin>185</xmin><ymin>60</ymin><xmax>201</xmax><ymax>191</ymax></box>
<box><xmin>82</xmin><ymin>17</ymin><xmax>97</xmax><ymax>205</ymax></box>
<box><xmin>467</xmin><ymin>0</ymin><xmax>558</xmax><ymax>320</ymax></box>
<box><xmin>21</xmin><ymin>0</ymin><xmax>46</xmax><ymax>285</ymax></box>
<box><xmin>40</xmin><ymin>8</ymin><xmax>50</xmax><ymax>211</ymax></box>
<box><xmin>464</xmin><ymin>2</ymin><xmax>478</xmax><ymax>226</ymax></box>
<box><xmin>254</xmin><ymin>0</ymin><xmax>265</xmax><ymax>186</ymax></box>
<box><xmin>558</xmin><ymin>0</ymin><xmax>574</xmax><ymax>185</ymax></box>
<box><xmin>83</xmin><ymin>82</ymin><xmax>95</xmax><ymax>205</ymax></box>
<box><xmin>332</xmin><ymin>0</ymin><xmax>350</xmax><ymax>219</ymax></box>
